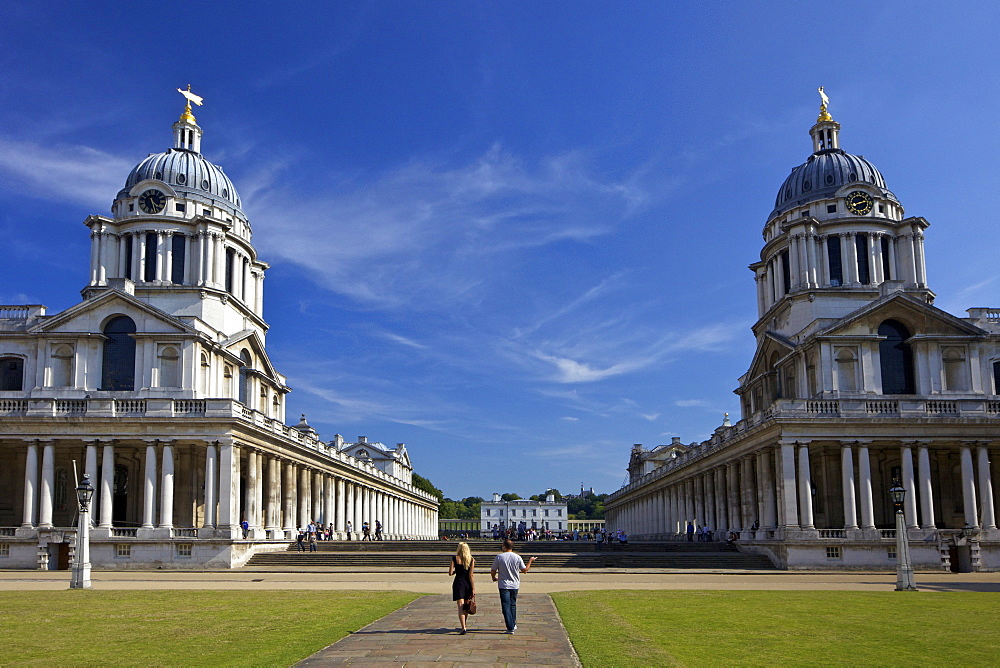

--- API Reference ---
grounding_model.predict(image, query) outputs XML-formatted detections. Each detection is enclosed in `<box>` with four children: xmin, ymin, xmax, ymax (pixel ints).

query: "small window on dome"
<box><xmin>222</xmin><ymin>188</ymin><xmax>229</xmax><ymax>198</ymax></box>
<box><xmin>848</xmin><ymin>172</ymin><xmax>857</xmax><ymax>181</ymax></box>
<box><xmin>129</xmin><ymin>203</ymin><xmax>134</xmax><ymax>212</ymax></box>
<box><xmin>878</xmin><ymin>204</ymin><xmax>885</xmax><ymax>214</ymax></box>
<box><xmin>800</xmin><ymin>209</ymin><xmax>809</xmax><ymax>218</ymax></box>
<box><xmin>176</xmin><ymin>174</ymin><xmax>186</xmax><ymax>185</ymax></box>
<box><xmin>785</xmin><ymin>187</ymin><xmax>792</xmax><ymax>199</ymax></box>
<box><xmin>201</xmin><ymin>180</ymin><xmax>210</xmax><ymax>190</ymax></box>
<box><xmin>825</xmin><ymin>174</ymin><xmax>835</xmax><ymax>185</ymax></box>
<box><xmin>202</xmin><ymin>209</ymin><xmax>211</xmax><ymax>217</ymax></box>
<box><xmin>802</xmin><ymin>180</ymin><xmax>811</xmax><ymax>191</ymax></box>
<box><xmin>155</xmin><ymin>171</ymin><xmax>163</xmax><ymax>180</ymax></box>
<box><xmin>175</xmin><ymin>203</ymin><xmax>186</xmax><ymax>212</ymax></box>
<box><xmin>827</xmin><ymin>204</ymin><xmax>837</xmax><ymax>214</ymax></box>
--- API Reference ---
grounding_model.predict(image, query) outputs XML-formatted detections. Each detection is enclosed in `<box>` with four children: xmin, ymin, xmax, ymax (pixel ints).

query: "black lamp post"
<box><xmin>889</xmin><ymin>479</ymin><xmax>917</xmax><ymax>591</ymax></box>
<box><xmin>70</xmin><ymin>474</ymin><xmax>95</xmax><ymax>589</ymax></box>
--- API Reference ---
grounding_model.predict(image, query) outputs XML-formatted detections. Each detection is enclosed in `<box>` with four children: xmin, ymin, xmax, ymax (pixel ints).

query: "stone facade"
<box><xmin>481</xmin><ymin>493</ymin><xmax>569</xmax><ymax>535</ymax></box>
<box><xmin>605</xmin><ymin>99</ymin><xmax>999</xmax><ymax>571</ymax></box>
<box><xmin>0</xmin><ymin>98</ymin><xmax>438</xmax><ymax>570</ymax></box>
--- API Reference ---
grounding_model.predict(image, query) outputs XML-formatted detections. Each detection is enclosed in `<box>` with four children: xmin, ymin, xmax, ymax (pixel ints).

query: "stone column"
<box><xmin>694</xmin><ymin>476</ymin><xmax>705</xmax><ymax>531</ymax></box>
<box><xmin>142</xmin><ymin>443</ymin><xmax>157</xmax><ymax>528</ymax></box>
<box><xmin>917</xmin><ymin>445</ymin><xmax>936</xmax><ymax>529</ymax></box>
<box><xmin>85</xmin><ymin>442</ymin><xmax>98</xmax><ymax>494</ymax></box>
<box><xmin>900</xmin><ymin>444</ymin><xmax>918</xmax><ymax>529</ymax></box>
<box><xmin>299</xmin><ymin>467</ymin><xmax>311</xmax><ymax>529</ymax></box>
<box><xmin>759</xmin><ymin>450</ymin><xmax>777</xmax><ymax>530</ymax></box>
<box><xmin>726</xmin><ymin>461</ymin><xmax>740</xmax><ymax>531</ymax></box>
<box><xmin>160</xmin><ymin>443</ymin><xmax>174</xmax><ymax>529</ymax></box>
<box><xmin>740</xmin><ymin>456</ymin><xmax>756</xmax><ymax>536</ymax></box>
<box><xmin>778</xmin><ymin>444</ymin><xmax>798</xmax><ymax>529</ymax></box>
<box><xmin>21</xmin><ymin>441</ymin><xmax>38</xmax><ymax>528</ymax></box>
<box><xmin>283</xmin><ymin>462</ymin><xmax>297</xmax><ymax>536</ymax></box>
<box><xmin>797</xmin><ymin>444</ymin><xmax>814</xmax><ymax>529</ymax></box>
<box><xmin>218</xmin><ymin>441</ymin><xmax>238</xmax><ymax>532</ymax></box>
<box><xmin>857</xmin><ymin>444</ymin><xmax>875</xmax><ymax>530</ymax></box>
<box><xmin>265</xmin><ymin>456</ymin><xmax>280</xmax><ymax>536</ymax></box>
<box><xmin>38</xmin><ymin>441</ymin><xmax>55</xmax><ymax>529</ymax></box>
<box><xmin>335</xmin><ymin>477</ymin><xmax>346</xmax><ymax>533</ymax></box>
<box><xmin>313</xmin><ymin>472</ymin><xmax>325</xmax><ymax>525</ymax></box>
<box><xmin>100</xmin><ymin>443</ymin><xmax>114</xmax><ymax>528</ymax></box>
<box><xmin>324</xmin><ymin>475</ymin><xmax>335</xmax><ymax>532</ymax></box>
<box><xmin>978</xmin><ymin>445</ymin><xmax>996</xmax><ymax>530</ymax></box>
<box><xmin>203</xmin><ymin>443</ymin><xmax>217</xmax><ymax>528</ymax></box>
<box><xmin>345</xmin><ymin>482</ymin><xmax>355</xmax><ymax>534</ymax></box>
<box><xmin>841</xmin><ymin>443</ymin><xmax>858</xmax><ymax>530</ymax></box>
<box><xmin>960</xmin><ymin>445</ymin><xmax>979</xmax><ymax>528</ymax></box>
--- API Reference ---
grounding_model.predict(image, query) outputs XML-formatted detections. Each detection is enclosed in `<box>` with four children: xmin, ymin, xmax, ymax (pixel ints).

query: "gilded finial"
<box><xmin>177</xmin><ymin>84</ymin><xmax>204</xmax><ymax>124</ymax></box>
<box><xmin>817</xmin><ymin>86</ymin><xmax>833</xmax><ymax>122</ymax></box>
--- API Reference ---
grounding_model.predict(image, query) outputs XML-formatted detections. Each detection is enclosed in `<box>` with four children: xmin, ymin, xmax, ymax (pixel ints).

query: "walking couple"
<box><xmin>449</xmin><ymin>539</ymin><xmax>537</xmax><ymax>634</ymax></box>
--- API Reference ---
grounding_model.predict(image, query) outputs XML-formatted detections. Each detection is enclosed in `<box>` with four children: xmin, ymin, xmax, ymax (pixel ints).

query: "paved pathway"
<box><xmin>297</xmin><ymin>593</ymin><xmax>580</xmax><ymax>667</ymax></box>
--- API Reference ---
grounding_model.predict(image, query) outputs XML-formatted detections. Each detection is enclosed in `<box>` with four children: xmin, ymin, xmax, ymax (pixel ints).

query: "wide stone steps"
<box><xmin>245</xmin><ymin>541</ymin><xmax>776</xmax><ymax>570</ymax></box>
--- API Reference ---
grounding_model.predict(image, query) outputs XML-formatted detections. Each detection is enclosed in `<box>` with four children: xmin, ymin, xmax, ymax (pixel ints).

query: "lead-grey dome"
<box><xmin>116</xmin><ymin>148</ymin><xmax>242</xmax><ymax>210</ymax></box>
<box><xmin>770</xmin><ymin>148</ymin><xmax>897</xmax><ymax>219</ymax></box>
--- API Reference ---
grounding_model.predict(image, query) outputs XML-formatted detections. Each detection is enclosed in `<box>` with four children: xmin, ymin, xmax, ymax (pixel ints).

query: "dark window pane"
<box><xmin>856</xmin><ymin>234</ymin><xmax>870</xmax><ymax>285</ymax></box>
<box><xmin>879</xmin><ymin>320</ymin><xmax>915</xmax><ymax>394</ymax></box>
<box><xmin>881</xmin><ymin>236</ymin><xmax>892</xmax><ymax>280</ymax></box>
<box><xmin>225</xmin><ymin>249</ymin><xmax>234</xmax><ymax>294</ymax></box>
<box><xmin>101</xmin><ymin>316</ymin><xmax>136</xmax><ymax>391</ymax></box>
<box><xmin>827</xmin><ymin>236</ymin><xmax>842</xmax><ymax>286</ymax></box>
<box><xmin>144</xmin><ymin>232</ymin><xmax>157</xmax><ymax>282</ymax></box>
<box><xmin>0</xmin><ymin>357</ymin><xmax>24</xmax><ymax>391</ymax></box>
<box><xmin>781</xmin><ymin>249</ymin><xmax>791</xmax><ymax>295</ymax></box>
<box><xmin>171</xmin><ymin>235</ymin><xmax>185</xmax><ymax>284</ymax></box>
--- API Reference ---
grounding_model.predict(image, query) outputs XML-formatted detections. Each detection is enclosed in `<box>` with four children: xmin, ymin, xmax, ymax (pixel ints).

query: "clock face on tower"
<box><xmin>845</xmin><ymin>190</ymin><xmax>874</xmax><ymax>215</ymax></box>
<box><xmin>138</xmin><ymin>189</ymin><xmax>167</xmax><ymax>214</ymax></box>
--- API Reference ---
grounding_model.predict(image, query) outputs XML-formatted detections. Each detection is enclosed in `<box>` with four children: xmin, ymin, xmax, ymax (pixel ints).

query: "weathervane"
<box><xmin>176</xmin><ymin>84</ymin><xmax>204</xmax><ymax>123</ymax></box>
<box><xmin>817</xmin><ymin>86</ymin><xmax>833</xmax><ymax>122</ymax></box>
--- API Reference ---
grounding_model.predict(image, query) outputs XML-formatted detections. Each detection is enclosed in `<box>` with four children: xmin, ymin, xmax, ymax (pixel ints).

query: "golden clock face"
<box><xmin>138</xmin><ymin>189</ymin><xmax>166</xmax><ymax>214</ymax></box>
<box><xmin>845</xmin><ymin>190</ymin><xmax>874</xmax><ymax>215</ymax></box>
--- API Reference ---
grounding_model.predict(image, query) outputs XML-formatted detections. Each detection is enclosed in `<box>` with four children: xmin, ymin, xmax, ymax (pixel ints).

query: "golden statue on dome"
<box><xmin>817</xmin><ymin>86</ymin><xmax>833</xmax><ymax>123</ymax></box>
<box><xmin>176</xmin><ymin>84</ymin><xmax>203</xmax><ymax>124</ymax></box>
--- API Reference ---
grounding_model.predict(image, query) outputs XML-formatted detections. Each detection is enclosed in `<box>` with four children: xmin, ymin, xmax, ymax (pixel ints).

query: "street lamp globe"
<box><xmin>76</xmin><ymin>474</ymin><xmax>95</xmax><ymax>512</ymax></box>
<box><xmin>889</xmin><ymin>481</ymin><xmax>906</xmax><ymax>506</ymax></box>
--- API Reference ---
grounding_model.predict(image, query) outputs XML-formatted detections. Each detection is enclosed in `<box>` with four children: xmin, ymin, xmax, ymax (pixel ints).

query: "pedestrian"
<box><xmin>686</xmin><ymin>521</ymin><xmax>695</xmax><ymax>542</ymax></box>
<box><xmin>308</xmin><ymin>530</ymin><xmax>317</xmax><ymax>552</ymax></box>
<box><xmin>241</xmin><ymin>518</ymin><xmax>249</xmax><ymax>539</ymax></box>
<box><xmin>296</xmin><ymin>528</ymin><xmax>306</xmax><ymax>551</ymax></box>
<box><xmin>375</xmin><ymin>519</ymin><xmax>383</xmax><ymax>540</ymax></box>
<box><xmin>346</xmin><ymin>520</ymin><xmax>353</xmax><ymax>540</ymax></box>
<box><xmin>362</xmin><ymin>521</ymin><xmax>371</xmax><ymax>540</ymax></box>
<box><xmin>449</xmin><ymin>541</ymin><xmax>476</xmax><ymax>634</ymax></box>
<box><xmin>596</xmin><ymin>528</ymin><xmax>604</xmax><ymax>550</ymax></box>
<box><xmin>490</xmin><ymin>539</ymin><xmax>537</xmax><ymax>634</ymax></box>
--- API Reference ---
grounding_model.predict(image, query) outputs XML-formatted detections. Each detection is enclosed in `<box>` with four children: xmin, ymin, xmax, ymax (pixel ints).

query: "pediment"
<box><xmin>222</xmin><ymin>329</ymin><xmax>280</xmax><ymax>381</ymax></box>
<box><xmin>742</xmin><ymin>331</ymin><xmax>798</xmax><ymax>384</ymax></box>
<box><xmin>814</xmin><ymin>292</ymin><xmax>986</xmax><ymax>340</ymax></box>
<box><xmin>31</xmin><ymin>289</ymin><xmax>196</xmax><ymax>336</ymax></box>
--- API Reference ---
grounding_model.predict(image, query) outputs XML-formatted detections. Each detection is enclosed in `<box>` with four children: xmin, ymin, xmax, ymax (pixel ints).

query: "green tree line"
<box><xmin>413</xmin><ymin>475</ymin><xmax>607</xmax><ymax>520</ymax></box>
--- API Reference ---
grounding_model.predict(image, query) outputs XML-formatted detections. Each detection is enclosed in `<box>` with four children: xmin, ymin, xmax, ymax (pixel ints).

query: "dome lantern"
<box><xmin>173</xmin><ymin>85</ymin><xmax>203</xmax><ymax>153</ymax></box>
<box><xmin>810</xmin><ymin>86</ymin><xmax>840</xmax><ymax>153</ymax></box>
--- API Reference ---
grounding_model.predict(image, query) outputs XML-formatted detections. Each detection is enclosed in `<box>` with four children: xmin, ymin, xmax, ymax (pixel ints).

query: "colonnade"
<box><xmin>18</xmin><ymin>439</ymin><xmax>438</xmax><ymax>540</ymax></box>
<box><xmin>607</xmin><ymin>441</ymin><xmax>998</xmax><ymax>540</ymax></box>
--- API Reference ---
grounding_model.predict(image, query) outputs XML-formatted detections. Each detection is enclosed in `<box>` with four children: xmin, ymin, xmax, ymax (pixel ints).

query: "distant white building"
<box><xmin>481</xmin><ymin>493</ymin><xmax>569</xmax><ymax>534</ymax></box>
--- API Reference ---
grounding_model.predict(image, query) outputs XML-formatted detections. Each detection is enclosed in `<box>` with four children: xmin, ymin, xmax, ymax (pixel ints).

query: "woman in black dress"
<box><xmin>448</xmin><ymin>541</ymin><xmax>475</xmax><ymax>634</ymax></box>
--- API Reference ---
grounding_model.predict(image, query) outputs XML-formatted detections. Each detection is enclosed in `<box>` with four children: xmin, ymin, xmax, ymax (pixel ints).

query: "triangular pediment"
<box><xmin>222</xmin><ymin>329</ymin><xmax>280</xmax><ymax>381</ymax></box>
<box><xmin>741</xmin><ymin>331</ymin><xmax>797</xmax><ymax>386</ymax></box>
<box><xmin>30</xmin><ymin>289</ymin><xmax>197</xmax><ymax>336</ymax></box>
<box><xmin>814</xmin><ymin>292</ymin><xmax>986</xmax><ymax>340</ymax></box>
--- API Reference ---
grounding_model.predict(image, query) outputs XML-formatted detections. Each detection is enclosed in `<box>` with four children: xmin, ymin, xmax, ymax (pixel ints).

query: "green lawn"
<box><xmin>552</xmin><ymin>590</ymin><xmax>1000</xmax><ymax>667</ymax></box>
<box><xmin>0</xmin><ymin>590</ymin><xmax>421</xmax><ymax>666</ymax></box>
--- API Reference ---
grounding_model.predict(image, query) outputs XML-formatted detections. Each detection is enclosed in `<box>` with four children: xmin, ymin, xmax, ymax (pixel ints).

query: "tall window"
<box><xmin>123</xmin><ymin>235</ymin><xmax>133</xmax><ymax>280</ymax></box>
<box><xmin>878</xmin><ymin>320</ymin><xmax>915</xmax><ymax>394</ymax></box>
<box><xmin>225</xmin><ymin>248</ymin><xmax>235</xmax><ymax>294</ymax></box>
<box><xmin>238</xmin><ymin>349</ymin><xmax>251</xmax><ymax>404</ymax></box>
<box><xmin>0</xmin><ymin>357</ymin><xmax>24</xmax><ymax>391</ymax></box>
<box><xmin>144</xmin><ymin>232</ymin><xmax>157</xmax><ymax>282</ymax></box>
<box><xmin>101</xmin><ymin>316</ymin><xmax>137</xmax><ymax>390</ymax></box>
<box><xmin>780</xmin><ymin>249</ymin><xmax>791</xmax><ymax>295</ymax></box>
<box><xmin>171</xmin><ymin>235</ymin><xmax>186</xmax><ymax>284</ymax></box>
<box><xmin>50</xmin><ymin>345</ymin><xmax>74</xmax><ymax>387</ymax></box>
<box><xmin>994</xmin><ymin>361</ymin><xmax>1000</xmax><ymax>394</ymax></box>
<box><xmin>855</xmin><ymin>234</ymin><xmax>870</xmax><ymax>285</ymax></box>
<box><xmin>880</xmin><ymin>236</ymin><xmax>892</xmax><ymax>280</ymax></box>
<box><xmin>942</xmin><ymin>348</ymin><xmax>968</xmax><ymax>391</ymax></box>
<box><xmin>827</xmin><ymin>236</ymin><xmax>843</xmax><ymax>286</ymax></box>
<box><xmin>158</xmin><ymin>346</ymin><xmax>180</xmax><ymax>387</ymax></box>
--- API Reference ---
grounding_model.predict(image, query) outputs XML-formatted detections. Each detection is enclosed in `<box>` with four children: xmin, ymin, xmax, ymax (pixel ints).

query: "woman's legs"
<box><xmin>455</xmin><ymin>599</ymin><xmax>468</xmax><ymax>631</ymax></box>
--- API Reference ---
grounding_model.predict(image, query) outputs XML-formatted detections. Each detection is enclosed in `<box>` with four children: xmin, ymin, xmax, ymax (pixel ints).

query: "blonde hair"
<box><xmin>455</xmin><ymin>542</ymin><xmax>472</xmax><ymax>567</ymax></box>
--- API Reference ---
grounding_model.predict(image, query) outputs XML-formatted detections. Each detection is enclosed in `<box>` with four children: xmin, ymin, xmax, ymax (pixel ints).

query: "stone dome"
<box><xmin>117</xmin><ymin>148</ymin><xmax>241</xmax><ymax>210</ymax></box>
<box><xmin>770</xmin><ymin>148</ymin><xmax>897</xmax><ymax>219</ymax></box>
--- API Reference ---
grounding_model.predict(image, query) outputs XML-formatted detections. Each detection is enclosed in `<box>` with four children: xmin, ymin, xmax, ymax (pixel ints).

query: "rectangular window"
<box><xmin>0</xmin><ymin>543</ymin><xmax>9</xmax><ymax>558</ymax></box>
<box><xmin>225</xmin><ymin>248</ymin><xmax>234</xmax><ymax>294</ymax></box>
<box><xmin>826</xmin><ymin>546</ymin><xmax>842</xmax><ymax>560</ymax></box>
<box><xmin>878</xmin><ymin>204</ymin><xmax>885</xmax><ymax>213</ymax></box>
<box><xmin>144</xmin><ymin>232</ymin><xmax>157</xmax><ymax>282</ymax></box>
<box><xmin>881</xmin><ymin>236</ymin><xmax>892</xmax><ymax>280</ymax></box>
<box><xmin>171</xmin><ymin>235</ymin><xmax>186</xmax><ymax>284</ymax></box>
<box><xmin>532</xmin><ymin>509</ymin><xmax>537</xmax><ymax>516</ymax></box>
<box><xmin>124</xmin><ymin>235</ymin><xmax>133</xmax><ymax>279</ymax></box>
<box><xmin>856</xmin><ymin>234</ymin><xmax>870</xmax><ymax>285</ymax></box>
<box><xmin>827</xmin><ymin>204</ymin><xmax>837</xmax><ymax>214</ymax></box>
<box><xmin>556</xmin><ymin>509</ymin><xmax>562</xmax><ymax>517</ymax></box>
<box><xmin>175</xmin><ymin>203</ymin><xmax>186</xmax><ymax>213</ymax></box>
<box><xmin>780</xmin><ymin>249</ymin><xmax>791</xmax><ymax>295</ymax></box>
<box><xmin>887</xmin><ymin>546</ymin><xmax>897</xmax><ymax>560</ymax></box>
<box><xmin>116</xmin><ymin>544</ymin><xmax>131</xmax><ymax>558</ymax></box>
<box><xmin>202</xmin><ymin>209</ymin><xmax>211</xmax><ymax>217</ymax></box>
<box><xmin>800</xmin><ymin>209</ymin><xmax>809</xmax><ymax>218</ymax></box>
<box><xmin>544</xmin><ymin>509</ymin><xmax>549</xmax><ymax>517</ymax></box>
<box><xmin>827</xmin><ymin>236</ymin><xmax>843</xmax><ymax>286</ymax></box>
<box><xmin>485</xmin><ymin>509</ymin><xmax>490</xmax><ymax>517</ymax></box>
<box><xmin>177</xmin><ymin>543</ymin><xmax>192</xmax><ymax>558</ymax></box>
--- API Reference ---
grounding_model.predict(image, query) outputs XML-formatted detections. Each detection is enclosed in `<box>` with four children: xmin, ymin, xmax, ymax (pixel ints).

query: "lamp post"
<box><xmin>889</xmin><ymin>480</ymin><xmax>917</xmax><ymax>591</ymax></box>
<box><xmin>70</xmin><ymin>474</ymin><xmax>95</xmax><ymax>589</ymax></box>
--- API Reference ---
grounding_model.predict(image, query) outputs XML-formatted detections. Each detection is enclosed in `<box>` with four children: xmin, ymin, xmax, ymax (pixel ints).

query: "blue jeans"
<box><xmin>498</xmin><ymin>588</ymin><xmax>518</xmax><ymax>630</ymax></box>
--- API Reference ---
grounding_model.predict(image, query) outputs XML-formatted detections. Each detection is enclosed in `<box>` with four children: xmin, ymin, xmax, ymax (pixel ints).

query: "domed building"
<box><xmin>607</xmin><ymin>94</ymin><xmax>999</xmax><ymax>571</ymax></box>
<box><xmin>0</xmin><ymin>94</ymin><xmax>438</xmax><ymax>569</ymax></box>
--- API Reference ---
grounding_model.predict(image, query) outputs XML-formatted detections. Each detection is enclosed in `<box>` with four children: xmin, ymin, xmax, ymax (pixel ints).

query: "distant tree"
<box><xmin>412</xmin><ymin>472</ymin><xmax>443</xmax><ymax>500</ymax></box>
<box><xmin>500</xmin><ymin>493</ymin><xmax>521</xmax><ymax>501</ymax></box>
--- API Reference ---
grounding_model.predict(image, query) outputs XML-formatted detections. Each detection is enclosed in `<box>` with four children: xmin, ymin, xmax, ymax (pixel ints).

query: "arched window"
<box><xmin>199</xmin><ymin>353</ymin><xmax>210</xmax><ymax>395</ymax></box>
<box><xmin>223</xmin><ymin>365</ymin><xmax>233</xmax><ymax>397</ymax></box>
<box><xmin>101</xmin><ymin>316</ymin><xmax>136</xmax><ymax>391</ymax></box>
<box><xmin>0</xmin><ymin>356</ymin><xmax>24</xmax><ymax>391</ymax></box>
<box><xmin>942</xmin><ymin>348</ymin><xmax>968</xmax><ymax>391</ymax></box>
<box><xmin>878</xmin><ymin>320</ymin><xmax>915</xmax><ymax>394</ymax></box>
<box><xmin>835</xmin><ymin>348</ymin><xmax>858</xmax><ymax>392</ymax></box>
<box><xmin>238</xmin><ymin>349</ymin><xmax>251</xmax><ymax>405</ymax></box>
<box><xmin>259</xmin><ymin>385</ymin><xmax>268</xmax><ymax>413</ymax></box>
<box><xmin>50</xmin><ymin>344</ymin><xmax>74</xmax><ymax>387</ymax></box>
<box><xmin>158</xmin><ymin>345</ymin><xmax>180</xmax><ymax>387</ymax></box>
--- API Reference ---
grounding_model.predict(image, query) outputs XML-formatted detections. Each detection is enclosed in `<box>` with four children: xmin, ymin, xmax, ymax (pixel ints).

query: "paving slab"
<box><xmin>297</xmin><ymin>593</ymin><xmax>580</xmax><ymax>667</ymax></box>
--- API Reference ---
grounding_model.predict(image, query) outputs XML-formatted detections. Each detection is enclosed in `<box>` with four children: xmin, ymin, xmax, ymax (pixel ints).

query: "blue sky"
<box><xmin>2</xmin><ymin>3</ymin><xmax>999</xmax><ymax>499</ymax></box>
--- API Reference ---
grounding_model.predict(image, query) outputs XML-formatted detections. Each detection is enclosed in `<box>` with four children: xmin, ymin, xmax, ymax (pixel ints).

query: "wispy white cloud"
<box><xmin>0</xmin><ymin>138</ymin><xmax>131</xmax><ymax>209</ymax></box>
<box><xmin>560</xmin><ymin>416</ymin><xmax>579</xmax><ymax>422</ymax></box>
<box><xmin>675</xmin><ymin>399</ymin><xmax>712</xmax><ymax>408</ymax></box>
<box><xmin>374</xmin><ymin>331</ymin><xmax>429</xmax><ymax>350</ymax></box>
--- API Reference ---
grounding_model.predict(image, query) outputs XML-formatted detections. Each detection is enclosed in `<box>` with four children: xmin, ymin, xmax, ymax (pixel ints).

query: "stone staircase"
<box><xmin>245</xmin><ymin>540</ymin><xmax>777</xmax><ymax>570</ymax></box>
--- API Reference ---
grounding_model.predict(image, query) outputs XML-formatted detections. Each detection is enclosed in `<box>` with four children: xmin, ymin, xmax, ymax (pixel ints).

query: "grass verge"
<box><xmin>552</xmin><ymin>590</ymin><xmax>1000</xmax><ymax>666</ymax></box>
<box><xmin>0</xmin><ymin>590</ymin><xmax>421</xmax><ymax>666</ymax></box>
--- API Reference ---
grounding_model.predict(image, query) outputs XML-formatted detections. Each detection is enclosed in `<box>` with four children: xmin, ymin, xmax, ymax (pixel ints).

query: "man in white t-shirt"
<box><xmin>490</xmin><ymin>539</ymin><xmax>537</xmax><ymax>634</ymax></box>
